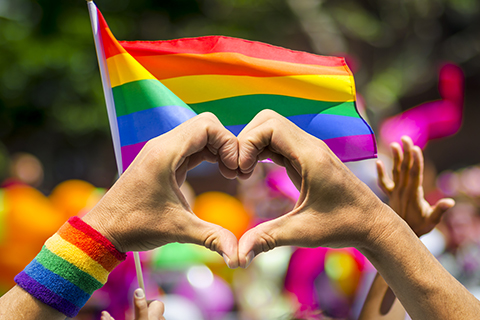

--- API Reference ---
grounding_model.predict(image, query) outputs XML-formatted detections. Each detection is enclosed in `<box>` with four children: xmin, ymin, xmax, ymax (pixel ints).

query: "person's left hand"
<box><xmin>101</xmin><ymin>289</ymin><xmax>165</xmax><ymax>320</ymax></box>
<box><xmin>83</xmin><ymin>113</ymin><xmax>240</xmax><ymax>267</ymax></box>
<box><xmin>376</xmin><ymin>136</ymin><xmax>455</xmax><ymax>237</ymax></box>
<box><xmin>235</xmin><ymin>110</ymin><xmax>394</xmax><ymax>268</ymax></box>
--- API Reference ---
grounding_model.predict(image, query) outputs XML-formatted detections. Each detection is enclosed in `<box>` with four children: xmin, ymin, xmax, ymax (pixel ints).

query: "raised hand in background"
<box><xmin>376</xmin><ymin>135</ymin><xmax>455</xmax><ymax>237</ymax></box>
<box><xmin>359</xmin><ymin>136</ymin><xmax>455</xmax><ymax>320</ymax></box>
<box><xmin>236</xmin><ymin>110</ymin><xmax>479</xmax><ymax>319</ymax></box>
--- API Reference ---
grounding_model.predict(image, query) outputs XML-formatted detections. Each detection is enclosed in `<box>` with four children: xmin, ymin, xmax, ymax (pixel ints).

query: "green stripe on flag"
<box><xmin>190</xmin><ymin>96</ymin><xmax>359</xmax><ymax>126</ymax></box>
<box><xmin>112</xmin><ymin>79</ymin><xmax>359</xmax><ymax>124</ymax></box>
<box><xmin>113</xmin><ymin>79</ymin><xmax>194</xmax><ymax>117</ymax></box>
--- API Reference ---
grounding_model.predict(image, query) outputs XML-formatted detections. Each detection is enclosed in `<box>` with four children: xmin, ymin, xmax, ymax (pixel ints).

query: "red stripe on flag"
<box><xmin>97</xmin><ymin>8</ymin><xmax>127</xmax><ymax>59</ymax></box>
<box><xmin>120</xmin><ymin>36</ymin><xmax>346</xmax><ymax>67</ymax></box>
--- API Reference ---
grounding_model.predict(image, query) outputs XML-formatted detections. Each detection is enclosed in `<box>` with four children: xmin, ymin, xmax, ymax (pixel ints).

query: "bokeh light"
<box><xmin>1</xmin><ymin>0</ymin><xmax>480</xmax><ymax>319</ymax></box>
<box><xmin>187</xmin><ymin>265</ymin><xmax>214</xmax><ymax>289</ymax></box>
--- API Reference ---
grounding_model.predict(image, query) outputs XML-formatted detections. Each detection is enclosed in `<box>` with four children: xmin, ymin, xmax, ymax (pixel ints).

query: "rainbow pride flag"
<box><xmin>88</xmin><ymin>2</ymin><xmax>376</xmax><ymax>173</ymax></box>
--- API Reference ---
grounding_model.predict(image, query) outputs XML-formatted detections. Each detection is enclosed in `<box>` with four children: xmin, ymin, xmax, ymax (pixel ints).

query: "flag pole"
<box><xmin>86</xmin><ymin>0</ymin><xmax>146</xmax><ymax>294</ymax></box>
<box><xmin>86</xmin><ymin>0</ymin><xmax>122</xmax><ymax>171</ymax></box>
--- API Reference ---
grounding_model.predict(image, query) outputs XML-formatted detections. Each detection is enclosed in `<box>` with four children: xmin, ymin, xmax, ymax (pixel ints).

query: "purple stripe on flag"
<box><xmin>323</xmin><ymin>134</ymin><xmax>377</xmax><ymax>162</ymax></box>
<box><xmin>15</xmin><ymin>271</ymin><xmax>80</xmax><ymax>318</ymax></box>
<box><xmin>121</xmin><ymin>141</ymin><xmax>148</xmax><ymax>172</ymax></box>
<box><xmin>120</xmin><ymin>134</ymin><xmax>376</xmax><ymax>173</ymax></box>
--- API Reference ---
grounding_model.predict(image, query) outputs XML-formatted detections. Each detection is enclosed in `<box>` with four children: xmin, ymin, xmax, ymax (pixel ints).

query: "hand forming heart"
<box><xmin>83</xmin><ymin>110</ymin><xmax>392</xmax><ymax>269</ymax></box>
<box><xmin>4</xmin><ymin>113</ymin><xmax>480</xmax><ymax>320</ymax></box>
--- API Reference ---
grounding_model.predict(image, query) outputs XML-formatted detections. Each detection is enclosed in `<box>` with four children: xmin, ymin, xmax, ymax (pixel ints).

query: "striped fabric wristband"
<box><xmin>14</xmin><ymin>216</ymin><xmax>127</xmax><ymax>318</ymax></box>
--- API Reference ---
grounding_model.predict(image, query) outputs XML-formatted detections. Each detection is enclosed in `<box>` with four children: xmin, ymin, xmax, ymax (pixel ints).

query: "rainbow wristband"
<box><xmin>14</xmin><ymin>216</ymin><xmax>127</xmax><ymax>318</ymax></box>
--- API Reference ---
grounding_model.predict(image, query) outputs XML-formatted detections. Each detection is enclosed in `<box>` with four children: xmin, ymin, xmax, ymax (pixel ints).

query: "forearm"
<box><xmin>360</xmin><ymin>205</ymin><xmax>480</xmax><ymax>319</ymax></box>
<box><xmin>0</xmin><ymin>285</ymin><xmax>65</xmax><ymax>320</ymax></box>
<box><xmin>0</xmin><ymin>217</ymin><xmax>126</xmax><ymax>320</ymax></box>
<box><xmin>358</xmin><ymin>272</ymin><xmax>405</xmax><ymax>320</ymax></box>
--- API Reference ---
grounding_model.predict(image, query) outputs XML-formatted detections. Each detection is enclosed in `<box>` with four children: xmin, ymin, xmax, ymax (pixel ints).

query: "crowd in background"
<box><xmin>1</xmin><ymin>0</ymin><xmax>480</xmax><ymax>319</ymax></box>
<box><xmin>1</xmin><ymin>147</ymin><xmax>480</xmax><ymax>319</ymax></box>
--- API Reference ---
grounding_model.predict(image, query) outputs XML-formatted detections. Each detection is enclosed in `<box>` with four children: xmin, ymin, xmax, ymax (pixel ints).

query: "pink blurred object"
<box><xmin>380</xmin><ymin>63</ymin><xmax>464</xmax><ymax>149</ymax></box>
<box><xmin>92</xmin><ymin>252</ymin><xmax>157</xmax><ymax>320</ymax></box>
<box><xmin>284</xmin><ymin>247</ymin><xmax>373</xmax><ymax>317</ymax></box>
<box><xmin>285</xmin><ymin>247</ymin><xmax>329</xmax><ymax>313</ymax></box>
<box><xmin>174</xmin><ymin>273</ymin><xmax>234</xmax><ymax>320</ymax></box>
<box><xmin>266</xmin><ymin>166</ymin><xmax>300</xmax><ymax>201</ymax></box>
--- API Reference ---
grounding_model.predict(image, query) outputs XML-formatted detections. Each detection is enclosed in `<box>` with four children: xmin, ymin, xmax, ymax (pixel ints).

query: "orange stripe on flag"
<box><xmin>132</xmin><ymin>52</ymin><xmax>350</xmax><ymax>80</ymax></box>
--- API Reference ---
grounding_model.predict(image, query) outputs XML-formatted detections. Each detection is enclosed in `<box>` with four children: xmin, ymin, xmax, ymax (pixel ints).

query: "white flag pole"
<box><xmin>86</xmin><ymin>0</ymin><xmax>146</xmax><ymax>294</ymax></box>
<box><xmin>86</xmin><ymin>0</ymin><xmax>122</xmax><ymax>171</ymax></box>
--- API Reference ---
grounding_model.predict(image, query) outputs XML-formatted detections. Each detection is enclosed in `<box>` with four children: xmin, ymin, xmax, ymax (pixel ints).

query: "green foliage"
<box><xmin>0</xmin><ymin>0</ymin><xmax>479</xmax><ymax>187</ymax></box>
<box><xmin>0</xmin><ymin>142</ymin><xmax>9</xmax><ymax>181</ymax></box>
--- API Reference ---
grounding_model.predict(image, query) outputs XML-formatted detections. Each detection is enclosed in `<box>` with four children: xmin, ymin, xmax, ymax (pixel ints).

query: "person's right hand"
<box><xmin>83</xmin><ymin>113</ymin><xmax>240</xmax><ymax>268</ymax></box>
<box><xmin>236</xmin><ymin>110</ymin><xmax>395</xmax><ymax>268</ymax></box>
<box><xmin>376</xmin><ymin>136</ymin><xmax>454</xmax><ymax>236</ymax></box>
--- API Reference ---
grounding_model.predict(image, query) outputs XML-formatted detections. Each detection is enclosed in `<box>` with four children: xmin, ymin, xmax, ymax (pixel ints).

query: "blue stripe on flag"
<box><xmin>117</xmin><ymin>105</ymin><xmax>197</xmax><ymax>147</ymax></box>
<box><xmin>226</xmin><ymin>113</ymin><xmax>373</xmax><ymax>139</ymax></box>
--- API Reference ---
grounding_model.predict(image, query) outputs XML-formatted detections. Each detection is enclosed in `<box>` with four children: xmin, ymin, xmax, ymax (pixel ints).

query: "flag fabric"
<box><xmin>90</xmin><ymin>3</ymin><xmax>376</xmax><ymax>173</ymax></box>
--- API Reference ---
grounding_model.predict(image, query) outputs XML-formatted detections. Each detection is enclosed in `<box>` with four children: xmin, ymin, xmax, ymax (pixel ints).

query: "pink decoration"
<box><xmin>380</xmin><ymin>63</ymin><xmax>464</xmax><ymax>149</ymax></box>
<box><xmin>266</xmin><ymin>166</ymin><xmax>300</xmax><ymax>201</ymax></box>
<box><xmin>285</xmin><ymin>247</ymin><xmax>329</xmax><ymax>312</ymax></box>
<box><xmin>284</xmin><ymin>247</ymin><xmax>373</xmax><ymax>316</ymax></box>
<box><xmin>94</xmin><ymin>252</ymin><xmax>157</xmax><ymax>320</ymax></box>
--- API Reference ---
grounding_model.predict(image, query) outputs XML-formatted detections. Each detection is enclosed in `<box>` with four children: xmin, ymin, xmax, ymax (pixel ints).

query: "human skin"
<box><xmin>0</xmin><ymin>113</ymin><xmax>240</xmax><ymax>320</ymax></box>
<box><xmin>1</xmin><ymin>111</ymin><xmax>478</xmax><ymax>320</ymax></box>
<box><xmin>101</xmin><ymin>288</ymin><xmax>165</xmax><ymax>320</ymax></box>
<box><xmin>359</xmin><ymin>136</ymin><xmax>455</xmax><ymax>320</ymax></box>
<box><xmin>236</xmin><ymin>110</ymin><xmax>480</xmax><ymax>319</ymax></box>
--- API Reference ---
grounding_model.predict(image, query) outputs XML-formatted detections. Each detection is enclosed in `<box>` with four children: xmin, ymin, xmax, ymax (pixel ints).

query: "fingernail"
<box><xmin>244</xmin><ymin>251</ymin><xmax>255</xmax><ymax>268</ymax></box>
<box><xmin>442</xmin><ymin>200</ymin><xmax>455</xmax><ymax>209</ymax></box>
<box><xmin>134</xmin><ymin>288</ymin><xmax>145</xmax><ymax>299</ymax></box>
<box><xmin>223</xmin><ymin>253</ymin><xmax>232</xmax><ymax>269</ymax></box>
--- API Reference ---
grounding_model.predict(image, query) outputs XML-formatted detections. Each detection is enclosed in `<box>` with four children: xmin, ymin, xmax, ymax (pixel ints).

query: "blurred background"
<box><xmin>1</xmin><ymin>0</ymin><xmax>480</xmax><ymax>319</ymax></box>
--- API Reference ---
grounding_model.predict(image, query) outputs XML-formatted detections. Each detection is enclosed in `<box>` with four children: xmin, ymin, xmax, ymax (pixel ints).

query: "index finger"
<box><xmin>398</xmin><ymin>136</ymin><xmax>414</xmax><ymax>188</ymax></box>
<box><xmin>406</xmin><ymin>146</ymin><xmax>424</xmax><ymax>195</ymax></box>
<box><xmin>237</xmin><ymin>110</ymin><xmax>309</xmax><ymax>175</ymax></box>
<box><xmin>162</xmin><ymin>112</ymin><xmax>239</xmax><ymax>175</ymax></box>
<box><xmin>148</xmin><ymin>300</ymin><xmax>165</xmax><ymax>320</ymax></box>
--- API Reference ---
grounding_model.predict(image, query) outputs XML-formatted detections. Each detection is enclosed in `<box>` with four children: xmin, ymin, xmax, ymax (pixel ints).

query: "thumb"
<box><xmin>134</xmin><ymin>288</ymin><xmax>149</xmax><ymax>320</ymax></box>
<box><xmin>238</xmin><ymin>216</ymin><xmax>291</xmax><ymax>268</ymax></box>
<box><xmin>430</xmin><ymin>198</ymin><xmax>455</xmax><ymax>224</ymax></box>
<box><xmin>148</xmin><ymin>300</ymin><xmax>165</xmax><ymax>320</ymax></box>
<box><xmin>185</xmin><ymin>216</ymin><xmax>239</xmax><ymax>268</ymax></box>
<box><xmin>376</xmin><ymin>160</ymin><xmax>394</xmax><ymax>195</ymax></box>
<box><xmin>101</xmin><ymin>311</ymin><xmax>114</xmax><ymax>320</ymax></box>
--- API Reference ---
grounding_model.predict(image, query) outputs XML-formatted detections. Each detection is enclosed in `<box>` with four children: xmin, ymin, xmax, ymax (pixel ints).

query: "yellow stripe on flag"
<box><xmin>162</xmin><ymin>74</ymin><xmax>356</xmax><ymax>104</ymax></box>
<box><xmin>107</xmin><ymin>53</ymin><xmax>156</xmax><ymax>88</ymax></box>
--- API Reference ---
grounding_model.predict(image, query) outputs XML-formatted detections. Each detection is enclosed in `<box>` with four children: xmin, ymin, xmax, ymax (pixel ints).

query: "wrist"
<box><xmin>82</xmin><ymin>205</ymin><xmax>124</xmax><ymax>253</ymax></box>
<box><xmin>357</xmin><ymin>202</ymin><xmax>424</xmax><ymax>270</ymax></box>
<box><xmin>357</xmin><ymin>201</ymin><xmax>407</xmax><ymax>253</ymax></box>
<box><xmin>14</xmin><ymin>217</ymin><xmax>127</xmax><ymax>318</ymax></box>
